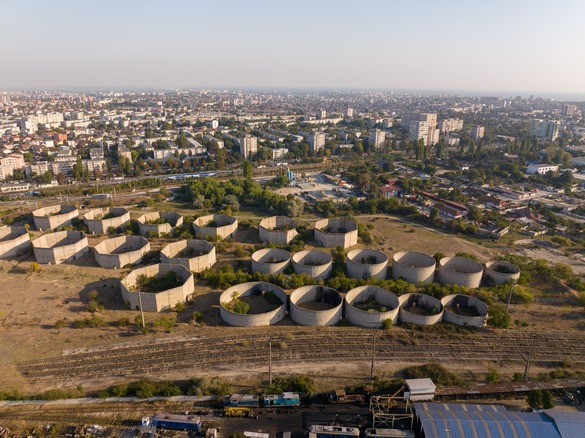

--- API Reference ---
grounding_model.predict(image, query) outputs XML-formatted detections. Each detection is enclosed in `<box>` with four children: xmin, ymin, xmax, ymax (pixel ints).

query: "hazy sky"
<box><xmin>2</xmin><ymin>0</ymin><xmax>585</xmax><ymax>97</ymax></box>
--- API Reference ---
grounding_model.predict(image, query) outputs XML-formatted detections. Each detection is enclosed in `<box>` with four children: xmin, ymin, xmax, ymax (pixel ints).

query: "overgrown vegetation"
<box><xmin>403</xmin><ymin>362</ymin><xmax>466</xmax><ymax>387</ymax></box>
<box><xmin>265</xmin><ymin>375</ymin><xmax>316</xmax><ymax>394</ymax></box>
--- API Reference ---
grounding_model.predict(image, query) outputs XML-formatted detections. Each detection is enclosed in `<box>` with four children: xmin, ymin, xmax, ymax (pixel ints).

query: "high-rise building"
<box><xmin>427</xmin><ymin>127</ymin><xmax>440</xmax><ymax>146</ymax></box>
<box><xmin>402</xmin><ymin>112</ymin><xmax>437</xmax><ymax>133</ymax></box>
<box><xmin>239</xmin><ymin>134</ymin><xmax>258</xmax><ymax>159</ymax></box>
<box><xmin>562</xmin><ymin>104</ymin><xmax>577</xmax><ymax>116</ymax></box>
<box><xmin>439</xmin><ymin>118</ymin><xmax>464</xmax><ymax>133</ymax></box>
<box><xmin>308</xmin><ymin>132</ymin><xmax>326</xmax><ymax>151</ymax></box>
<box><xmin>317</xmin><ymin>109</ymin><xmax>327</xmax><ymax>119</ymax></box>
<box><xmin>368</xmin><ymin>129</ymin><xmax>386</xmax><ymax>148</ymax></box>
<box><xmin>409</xmin><ymin>121</ymin><xmax>429</xmax><ymax>145</ymax></box>
<box><xmin>470</xmin><ymin>125</ymin><xmax>485</xmax><ymax>141</ymax></box>
<box><xmin>346</xmin><ymin>108</ymin><xmax>354</xmax><ymax>118</ymax></box>
<box><xmin>531</xmin><ymin>119</ymin><xmax>560</xmax><ymax>141</ymax></box>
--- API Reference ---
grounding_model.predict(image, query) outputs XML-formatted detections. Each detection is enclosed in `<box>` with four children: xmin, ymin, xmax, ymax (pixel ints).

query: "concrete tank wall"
<box><xmin>94</xmin><ymin>235</ymin><xmax>150</xmax><ymax>269</ymax></box>
<box><xmin>32</xmin><ymin>204</ymin><xmax>78</xmax><ymax>231</ymax></box>
<box><xmin>84</xmin><ymin>207</ymin><xmax>130</xmax><ymax>234</ymax></box>
<box><xmin>32</xmin><ymin>230</ymin><xmax>89</xmax><ymax>264</ymax></box>
<box><xmin>441</xmin><ymin>294</ymin><xmax>488</xmax><ymax>328</ymax></box>
<box><xmin>392</xmin><ymin>251</ymin><xmax>436</xmax><ymax>284</ymax></box>
<box><xmin>137</xmin><ymin>211</ymin><xmax>183</xmax><ymax>237</ymax></box>
<box><xmin>120</xmin><ymin>263</ymin><xmax>195</xmax><ymax>312</ymax></box>
<box><xmin>313</xmin><ymin>218</ymin><xmax>358</xmax><ymax>249</ymax></box>
<box><xmin>345</xmin><ymin>286</ymin><xmax>399</xmax><ymax>328</ymax></box>
<box><xmin>219</xmin><ymin>282</ymin><xmax>288</xmax><ymax>327</ymax></box>
<box><xmin>259</xmin><ymin>216</ymin><xmax>298</xmax><ymax>245</ymax></box>
<box><xmin>290</xmin><ymin>285</ymin><xmax>343</xmax><ymax>326</ymax></box>
<box><xmin>438</xmin><ymin>256</ymin><xmax>484</xmax><ymax>288</ymax></box>
<box><xmin>193</xmin><ymin>214</ymin><xmax>238</xmax><ymax>240</ymax></box>
<box><xmin>398</xmin><ymin>293</ymin><xmax>444</xmax><ymax>325</ymax></box>
<box><xmin>484</xmin><ymin>260</ymin><xmax>521</xmax><ymax>286</ymax></box>
<box><xmin>160</xmin><ymin>239</ymin><xmax>216</xmax><ymax>272</ymax></box>
<box><xmin>291</xmin><ymin>250</ymin><xmax>333</xmax><ymax>280</ymax></box>
<box><xmin>0</xmin><ymin>226</ymin><xmax>31</xmax><ymax>259</ymax></box>
<box><xmin>346</xmin><ymin>248</ymin><xmax>388</xmax><ymax>280</ymax></box>
<box><xmin>251</xmin><ymin>248</ymin><xmax>291</xmax><ymax>275</ymax></box>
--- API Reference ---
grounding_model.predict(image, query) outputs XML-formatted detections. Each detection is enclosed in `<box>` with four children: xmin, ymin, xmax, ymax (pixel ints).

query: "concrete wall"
<box><xmin>0</xmin><ymin>226</ymin><xmax>31</xmax><ymax>259</ymax></box>
<box><xmin>441</xmin><ymin>294</ymin><xmax>488</xmax><ymax>328</ymax></box>
<box><xmin>392</xmin><ymin>251</ymin><xmax>436</xmax><ymax>284</ymax></box>
<box><xmin>345</xmin><ymin>285</ymin><xmax>399</xmax><ymax>328</ymax></box>
<box><xmin>193</xmin><ymin>214</ymin><xmax>238</xmax><ymax>240</ymax></box>
<box><xmin>120</xmin><ymin>263</ymin><xmax>195</xmax><ymax>313</ymax></box>
<box><xmin>438</xmin><ymin>256</ymin><xmax>484</xmax><ymax>288</ymax></box>
<box><xmin>484</xmin><ymin>260</ymin><xmax>521</xmax><ymax>286</ymax></box>
<box><xmin>259</xmin><ymin>216</ymin><xmax>298</xmax><ymax>245</ymax></box>
<box><xmin>398</xmin><ymin>293</ymin><xmax>444</xmax><ymax>325</ymax></box>
<box><xmin>160</xmin><ymin>239</ymin><xmax>216</xmax><ymax>272</ymax></box>
<box><xmin>219</xmin><ymin>282</ymin><xmax>287</xmax><ymax>327</ymax></box>
<box><xmin>32</xmin><ymin>230</ymin><xmax>89</xmax><ymax>264</ymax></box>
<box><xmin>137</xmin><ymin>211</ymin><xmax>183</xmax><ymax>237</ymax></box>
<box><xmin>291</xmin><ymin>250</ymin><xmax>332</xmax><ymax>280</ymax></box>
<box><xmin>94</xmin><ymin>235</ymin><xmax>150</xmax><ymax>269</ymax></box>
<box><xmin>313</xmin><ymin>218</ymin><xmax>358</xmax><ymax>249</ymax></box>
<box><xmin>32</xmin><ymin>204</ymin><xmax>78</xmax><ymax>231</ymax></box>
<box><xmin>290</xmin><ymin>285</ymin><xmax>343</xmax><ymax>326</ymax></box>
<box><xmin>346</xmin><ymin>248</ymin><xmax>388</xmax><ymax>280</ymax></box>
<box><xmin>84</xmin><ymin>207</ymin><xmax>130</xmax><ymax>234</ymax></box>
<box><xmin>251</xmin><ymin>248</ymin><xmax>291</xmax><ymax>275</ymax></box>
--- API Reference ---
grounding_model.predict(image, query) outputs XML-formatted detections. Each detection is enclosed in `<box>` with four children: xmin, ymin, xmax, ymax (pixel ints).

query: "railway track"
<box><xmin>17</xmin><ymin>328</ymin><xmax>585</xmax><ymax>383</ymax></box>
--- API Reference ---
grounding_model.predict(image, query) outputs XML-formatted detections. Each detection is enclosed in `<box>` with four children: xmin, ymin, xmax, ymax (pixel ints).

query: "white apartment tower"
<box><xmin>439</xmin><ymin>118</ymin><xmax>464</xmax><ymax>133</ymax></box>
<box><xmin>368</xmin><ymin>129</ymin><xmax>386</xmax><ymax>148</ymax></box>
<box><xmin>308</xmin><ymin>132</ymin><xmax>326</xmax><ymax>151</ymax></box>
<box><xmin>239</xmin><ymin>134</ymin><xmax>258</xmax><ymax>159</ymax></box>
<box><xmin>531</xmin><ymin>119</ymin><xmax>560</xmax><ymax>141</ymax></box>
<box><xmin>470</xmin><ymin>125</ymin><xmax>485</xmax><ymax>141</ymax></box>
<box><xmin>409</xmin><ymin>120</ymin><xmax>429</xmax><ymax>145</ymax></box>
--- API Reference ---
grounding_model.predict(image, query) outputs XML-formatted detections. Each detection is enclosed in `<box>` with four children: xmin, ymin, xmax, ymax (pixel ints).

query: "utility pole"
<box><xmin>370</xmin><ymin>334</ymin><xmax>376</xmax><ymax>380</ymax></box>
<box><xmin>137</xmin><ymin>290</ymin><xmax>145</xmax><ymax>329</ymax></box>
<box><xmin>268</xmin><ymin>338</ymin><xmax>272</xmax><ymax>385</ymax></box>
<box><xmin>523</xmin><ymin>336</ymin><xmax>536</xmax><ymax>382</ymax></box>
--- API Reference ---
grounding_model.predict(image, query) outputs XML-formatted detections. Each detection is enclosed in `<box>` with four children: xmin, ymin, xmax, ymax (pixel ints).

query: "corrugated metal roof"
<box><xmin>544</xmin><ymin>410</ymin><xmax>585</xmax><ymax>438</ymax></box>
<box><xmin>405</xmin><ymin>378</ymin><xmax>436</xmax><ymax>394</ymax></box>
<box><xmin>416</xmin><ymin>402</ymin><xmax>507</xmax><ymax>413</ymax></box>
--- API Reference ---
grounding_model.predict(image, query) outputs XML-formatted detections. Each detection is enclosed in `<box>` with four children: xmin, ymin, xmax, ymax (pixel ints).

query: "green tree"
<box><xmin>527</xmin><ymin>389</ymin><xmax>543</xmax><ymax>409</ymax></box>
<box><xmin>542</xmin><ymin>390</ymin><xmax>555</xmax><ymax>409</ymax></box>
<box><xmin>243</xmin><ymin>160</ymin><xmax>253</xmax><ymax>180</ymax></box>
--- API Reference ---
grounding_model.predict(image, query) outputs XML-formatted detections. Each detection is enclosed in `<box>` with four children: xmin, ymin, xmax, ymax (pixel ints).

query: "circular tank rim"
<box><xmin>485</xmin><ymin>260</ymin><xmax>521</xmax><ymax>275</ymax></box>
<box><xmin>439</xmin><ymin>256</ymin><xmax>484</xmax><ymax>274</ymax></box>
<box><xmin>392</xmin><ymin>251</ymin><xmax>436</xmax><ymax>269</ymax></box>
<box><xmin>441</xmin><ymin>293</ymin><xmax>489</xmax><ymax>319</ymax></box>
<box><xmin>251</xmin><ymin>248</ymin><xmax>292</xmax><ymax>265</ymax></box>
<box><xmin>314</xmin><ymin>218</ymin><xmax>358</xmax><ymax>235</ymax></box>
<box><xmin>94</xmin><ymin>235</ymin><xmax>150</xmax><ymax>255</ymax></box>
<box><xmin>346</xmin><ymin>248</ymin><xmax>388</xmax><ymax>266</ymax></box>
<box><xmin>258</xmin><ymin>216</ymin><xmax>298</xmax><ymax>232</ymax></box>
<box><xmin>289</xmin><ymin>285</ymin><xmax>343</xmax><ymax>313</ymax></box>
<box><xmin>398</xmin><ymin>293</ymin><xmax>444</xmax><ymax>314</ymax></box>
<box><xmin>291</xmin><ymin>250</ymin><xmax>333</xmax><ymax>267</ymax></box>
<box><xmin>345</xmin><ymin>285</ymin><xmax>399</xmax><ymax>315</ymax></box>
<box><xmin>193</xmin><ymin>213</ymin><xmax>237</xmax><ymax>227</ymax></box>
<box><xmin>220</xmin><ymin>281</ymin><xmax>287</xmax><ymax>317</ymax></box>
<box><xmin>160</xmin><ymin>239</ymin><xmax>215</xmax><ymax>261</ymax></box>
<box><xmin>120</xmin><ymin>263</ymin><xmax>193</xmax><ymax>294</ymax></box>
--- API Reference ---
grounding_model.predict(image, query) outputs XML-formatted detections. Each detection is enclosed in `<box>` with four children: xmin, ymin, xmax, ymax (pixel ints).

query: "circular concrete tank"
<box><xmin>313</xmin><ymin>218</ymin><xmax>358</xmax><ymax>249</ymax></box>
<box><xmin>259</xmin><ymin>216</ymin><xmax>298</xmax><ymax>245</ymax></box>
<box><xmin>441</xmin><ymin>294</ymin><xmax>488</xmax><ymax>328</ymax></box>
<box><xmin>346</xmin><ymin>248</ymin><xmax>388</xmax><ymax>280</ymax></box>
<box><xmin>289</xmin><ymin>285</ymin><xmax>343</xmax><ymax>326</ymax></box>
<box><xmin>94</xmin><ymin>235</ymin><xmax>150</xmax><ymax>269</ymax></box>
<box><xmin>291</xmin><ymin>250</ymin><xmax>333</xmax><ymax>280</ymax></box>
<box><xmin>160</xmin><ymin>239</ymin><xmax>216</xmax><ymax>273</ymax></box>
<box><xmin>392</xmin><ymin>251</ymin><xmax>436</xmax><ymax>284</ymax></box>
<box><xmin>32</xmin><ymin>230</ymin><xmax>89</xmax><ymax>265</ymax></box>
<box><xmin>251</xmin><ymin>248</ymin><xmax>291</xmax><ymax>275</ymax></box>
<box><xmin>484</xmin><ymin>260</ymin><xmax>521</xmax><ymax>286</ymax></box>
<box><xmin>193</xmin><ymin>214</ymin><xmax>238</xmax><ymax>240</ymax></box>
<box><xmin>83</xmin><ymin>207</ymin><xmax>130</xmax><ymax>234</ymax></box>
<box><xmin>345</xmin><ymin>286</ymin><xmax>399</xmax><ymax>328</ymax></box>
<box><xmin>0</xmin><ymin>226</ymin><xmax>31</xmax><ymax>259</ymax></box>
<box><xmin>220</xmin><ymin>282</ymin><xmax>287</xmax><ymax>327</ymax></box>
<box><xmin>398</xmin><ymin>293</ymin><xmax>444</xmax><ymax>325</ymax></box>
<box><xmin>137</xmin><ymin>211</ymin><xmax>183</xmax><ymax>237</ymax></box>
<box><xmin>32</xmin><ymin>204</ymin><xmax>78</xmax><ymax>231</ymax></box>
<box><xmin>438</xmin><ymin>256</ymin><xmax>484</xmax><ymax>288</ymax></box>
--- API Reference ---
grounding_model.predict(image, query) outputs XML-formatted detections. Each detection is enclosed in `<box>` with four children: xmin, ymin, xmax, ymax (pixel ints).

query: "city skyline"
<box><xmin>2</xmin><ymin>0</ymin><xmax>585</xmax><ymax>99</ymax></box>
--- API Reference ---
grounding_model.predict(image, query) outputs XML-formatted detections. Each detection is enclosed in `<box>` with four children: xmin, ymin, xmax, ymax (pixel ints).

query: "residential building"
<box><xmin>470</xmin><ymin>125</ymin><xmax>485</xmax><ymax>141</ymax></box>
<box><xmin>439</xmin><ymin>118</ymin><xmax>464</xmax><ymax>133</ymax></box>
<box><xmin>317</xmin><ymin>109</ymin><xmax>327</xmax><ymax>119</ymax></box>
<box><xmin>239</xmin><ymin>134</ymin><xmax>258</xmax><ymax>159</ymax></box>
<box><xmin>271</xmin><ymin>148</ymin><xmax>288</xmax><ymax>160</ymax></box>
<box><xmin>427</xmin><ymin>127</ymin><xmax>440</xmax><ymax>146</ymax></box>
<box><xmin>368</xmin><ymin>128</ymin><xmax>386</xmax><ymax>148</ymax></box>
<box><xmin>409</xmin><ymin>120</ymin><xmax>429</xmax><ymax>145</ymax></box>
<box><xmin>562</xmin><ymin>104</ymin><xmax>577</xmax><ymax>116</ymax></box>
<box><xmin>308</xmin><ymin>132</ymin><xmax>326</xmax><ymax>151</ymax></box>
<box><xmin>531</xmin><ymin>119</ymin><xmax>560</xmax><ymax>141</ymax></box>
<box><xmin>526</xmin><ymin>164</ymin><xmax>559</xmax><ymax>175</ymax></box>
<box><xmin>346</xmin><ymin>108</ymin><xmax>354</xmax><ymax>118</ymax></box>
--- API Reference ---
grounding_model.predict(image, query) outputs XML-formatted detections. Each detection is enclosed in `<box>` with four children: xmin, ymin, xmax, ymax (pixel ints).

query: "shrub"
<box><xmin>487</xmin><ymin>303</ymin><xmax>510</xmax><ymax>328</ymax></box>
<box><xmin>381</xmin><ymin>319</ymin><xmax>393</xmax><ymax>330</ymax></box>
<box><xmin>30</xmin><ymin>262</ymin><xmax>41</xmax><ymax>273</ymax></box>
<box><xmin>265</xmin><ymin>375</ymin><xmax>316</xmax><ymax>394</ymax></box>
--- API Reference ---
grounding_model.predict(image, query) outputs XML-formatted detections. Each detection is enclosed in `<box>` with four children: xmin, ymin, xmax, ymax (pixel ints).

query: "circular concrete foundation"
<box><xmin>251</xmin><ymin>248</ymin><xmax>291</xmax><ymax>275</ymax></box>
<box><xmin>392</xmin><ymin>251</ymin><xmax>436</xmax><ymax>284</ymax></box>
<box><xmin>441</xmin><ymin>294</ymin><xmax>488</xmax><ymax>328</ymax></box>
<box><xmin>438</xmin><ymin>256</ymin><xmax>484</xmax><ymax>288</ymax></box>
<box><xmin>220</xmin><ymin>282</ymin><xmax>288</xmax><ymax>327</ymax></box>
<box><xmin>290</xmin><ymin>285</ymin><xmax>343</xmax><ymax>326</ymax></box>
<box><xmin>484</xmin><ymin>260</ymin><xmax>521</xmax><ymax>286</ymax></box>
<box><xmin>313</xmin><ymin>218</ymin><xmax>358</xmax><ymax>248</ymax></box>
<box><xmin>160</xmin><ymin>239</ymin><xmax>216</xmax><ymax>273</ymax></box>
<box><xmin>291</xmin><ymin>250</ymin><xmax>333</xmax><ymax>280</ymax></box>
<box><xmin>346</xmin><ymin>248</ymin><xmax>388</xmax><ymax>280</ymax></box>
<box><xmin>398</xmin><ymin>293</ymin><xmax>444</xmax><ymax>325</ymax></box>
<box><xmin>345</xmin><ymin>286</ymin><xmax>399</xmax><ymax>328</ymax></box>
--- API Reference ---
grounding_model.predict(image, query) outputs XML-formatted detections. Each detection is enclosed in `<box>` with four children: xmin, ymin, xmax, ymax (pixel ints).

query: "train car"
<box><xmin>309</xmin><ymin>425</ymin><xmax>360</xmax><ymax>438</ymax></box>
<box><xmin>263</xmin><ymin>392</ymin><xmax>301</xmax><ymax>407</ymax></box>
<box><xmin>223</xmin><ymin>393</ymin><xmax>260</xmax><ymax>407</ymax></box>
<box><xmin>148</xmin><ymin>413</ymin><xmax>201</xmax><ymax>431</ymax></box>
<box><xmin>365</xmin><ymin>429</ymin><xmax>415</xmax><ymax>438</ymax></box>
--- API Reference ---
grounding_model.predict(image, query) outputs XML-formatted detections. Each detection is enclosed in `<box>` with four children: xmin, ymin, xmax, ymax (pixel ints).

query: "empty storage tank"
<box><xmin>438</xmin><ymin>256</ymin><xmax>484</xmax><ymax>288</ymax></box>
<box><xmin>345</xmin><ymin>285</ymin><xmax>399</xmax><ymax>328</ymax></box>
<box><xmin>32</xmin><ymin>230</ymin><xmax>89</xmax><ymax>264</ymax></box>
<box><xmin>83</xmin><ymin>207</ymin><xmax>130</xmax><ymax>234</ymax></box>
<box><xmin>291</xmin><ymin>250</ymin><xmax>333</xmax><ymax>280</ymax></box>
<box><xmin>251</xmin><ymin>248</ymin><xmax>291</xmax><ymax>275</ymax></box>
<box><xmin>32</xmin><ymin>204</ymin><xmax>78</xmax><ymax>231</ymax></box>
<box><xmin>220</xmin><ymin>282</ymin><xmax>288</xmax><ymax>326</ymax></box>
<box><xmin>136</xmin><ymin>211</ymin><xmax>183</xmax><ymax>237</ymax></box>
<box><xmin>346</xmin><ymin>248</ymin><xmax>388</xmax><ymax>280</ymax></box>
<box><xmin>93</xmin><ymin>235</ymin><xmax>150</xmax><ymax>269</ymax></box>
<box><xmin>0</xmin><ymin>226</ymin><xmax>31</xmax><ymax>259</ymax></box>
<box><xmin>441</xmin><ymin>294</ymin><xmax>488</xmax><ymax>328</ymax></box>
<box><xmin>392</xmin><ymin>251</ymin><xmax>436</xmax><ymax>284</ymax></box>
<box><xmin>192</xmin><ymin>214</ymin><xmax>238</xmax><ymax>240</ymax></box>
<box><xmin>313</xmin><ymin>218</ymin><xmax>358</xmax><ymax>248</ymax></box>
<box><xmin>290</xmin><ymin>285</ymin><xmax>343</xmax><ymax>326</ymax></box>
<box><xmin>398</xmin><ymin>293</ymin><xmax>444</xmax><ymax>325</ymax></box>
<box><xmin>484</xmin><ymin>260</ymin><xmax>521</xmax><ymax>285</ymax></box>
<box><xmin>259</xmin><ymin>216</ymin><xmax>298</xmax><ymax>245</ymax></box>
<box><xmin>160</xmin><ymin>239</ymin><xmax>216</xmax><ymax>273</ymax></box>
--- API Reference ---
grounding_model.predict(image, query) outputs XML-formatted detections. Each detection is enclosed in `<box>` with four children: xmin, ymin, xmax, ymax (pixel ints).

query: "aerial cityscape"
<box><xmin>2</xmin><ymin>1</ymin><xmax>585</xmax><ymax>437</ymax></box>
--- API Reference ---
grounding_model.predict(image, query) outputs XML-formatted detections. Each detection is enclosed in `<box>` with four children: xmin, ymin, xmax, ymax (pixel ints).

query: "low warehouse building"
<box><xmin>346</xmin><ymin>248</ymin><xmax>388</xmax><ymax>280</ymax></box>
<box><xmin>392</xmin><ymin>251</ymin><xmax>436</xmax><ymax>284</ymax></box>
<box><xmin>251</xmin><ymin>248</ymin><xmax>291</xmax><ymax>275</ymax></box>
<box><xmin>398</xmin><ymin>293</ymin><xmax>443</xmax><ymax>325</ymax></box>
<box><xmin>345</xmin><ymin>285</ymin><xmax>399</xmax><ymax>328</ymax></box>
<box><xmin>32</xmin><ymin>230</ymin><xmax>89</xmax><ymax>264</ymax></box>
<box><xmin>289</xmin><ymin>285</ymin><xmax>343</xmax><ymax>326</ymax></box>
<box><xmin>259</xmin><ymin>216</ymin><xmax>298</xmax><ymax>245</ymax></box>
<box><xmin>160</xmin><ymin>239</ymin><xmax>216</xmax><ymax>273</ymax></box>
<box><xmin>219</xmin><ymin>282</ymin><xmax>288</xmax><ymax>327</ymax></box>
<box><xmin>93</xmin><ymin>235</ymin><xmax>150</xmax><ymax>269</ymax></box>
<box><xmin>32</xmin><ymin>204</ymin><xmax>78</xmax><ymax>231</ymax></box>
<box><xmin>136</xmin><ymin>211</ymin><xmax>183</xmax><ymax>237</ymax></box>
<box><xmin>441</xmin><ymin>294</ymin><xmax>488</xmax><ymax>328</ymax></box>
<box><xmin>83</xmin><ymin>207</ymin><xmax>130</xmax><ymax>234</ymax></box>
<box><xmin>193</xmin><ymin>214</ymin><xmax>237</xmax><ymax>240</ymax></box>
<box><xmin>291</xmin><ymin>250</ymin><xmax>332</xmax><ymax>280</ymax></box>
<box><xmin>313</xmin><ymin>218</ymin><xmax>358</xmax><ymax>248</ymax></box>
<box><xmin>484</xmin><ymin>260</ymin><xmax>521</xmax><ymax>285</ymax></box>
<box><xmin>120</xmin><ymin>263</ymin><xmax>194</xmax><ymax>312</ymax></box>
<box><xmin>0</xmin><ymin>226</ymin><xmax>31</xmax><ymax>259</ymax></box>
<box><xmin>438</xmin><ymin>256</ymin><xmax>483</xmax><ymax>288</ymax></box>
